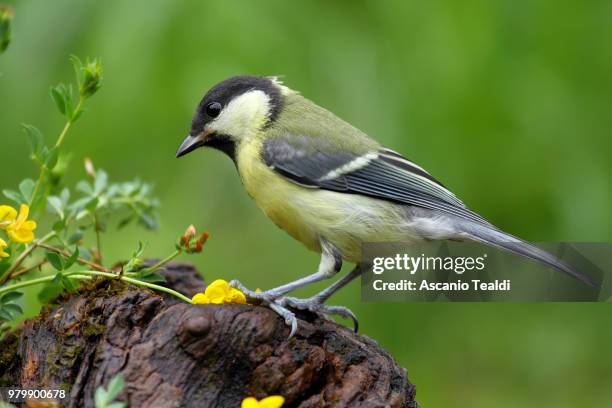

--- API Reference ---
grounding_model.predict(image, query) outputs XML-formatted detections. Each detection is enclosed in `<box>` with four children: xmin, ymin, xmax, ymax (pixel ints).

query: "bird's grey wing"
<box><xmin>262</xmin><ymin>136</ymin><xmax>491</xmax><ymax>226</ymax></box>
<box><xmin>263</xmin><ymin>135</ymin><xmax>597</xmax><ymax>287</ymax></box>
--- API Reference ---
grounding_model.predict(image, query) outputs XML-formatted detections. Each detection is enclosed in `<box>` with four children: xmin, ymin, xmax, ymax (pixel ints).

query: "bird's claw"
<box><xmin>229</xmin><ymin>279</ymin><xmax>273</xmax><ymax>302</ymax></box>
<box><xmin>268</xmin><ymin>302</ymin><xmax>298</xmax><ymax>338</ymax></box>
<box><xmin>277</xmin><ymin>296</ymin><xmax>359</xmax><ymax>333</ymax></box>
<box><xmin>229</xmin><ymin>281</ymin><xmax>359</xmax><ymax>337</ymax></box>
<box><xmin>229</xmin><ymin>280</ymin><xmax>299</xmax><ymax>338</ymax></box>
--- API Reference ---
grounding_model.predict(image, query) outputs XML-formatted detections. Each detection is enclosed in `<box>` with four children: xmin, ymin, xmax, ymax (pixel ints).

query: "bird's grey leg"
<box><xmin>309</xmin><ymin>264</ymin><xmax>364</xmax><ymax>304</ymax></box>
<box><xmin>278</xmin><ymin>264</ymin><xmax>364</xmax><ymax>332</ymax></box>
<box><xmin>229</xmin><ymin>239</ymin><xmax>341</xmax><ymax>338</ymax></box>
<box><xmin>230</xmin><ymin>238</ymin><xmax>342</xmax><ymax>302</ymax></box>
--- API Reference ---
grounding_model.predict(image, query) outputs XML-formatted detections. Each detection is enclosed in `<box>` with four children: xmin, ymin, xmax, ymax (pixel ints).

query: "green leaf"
<box><xmin>139</xmin><ymin>213</ymin><xmax>158</xmax><ymax>230</ymax></box>
<box><xmin>133</xmin><ymin>241</ymin><xmax>145</xmax><ymax>258</ymax></box>
<box><xmin>60</xmin><ymin>188</ymin><xmax>71</xmax><ymax>205</ymax></box>
<box><xmin>50</xmin><ymin>85</ymin><xmax>67</xmax><ymax>115</ymax></box>
<box><xmin>38</xmin><ymin>282</ymin><xmax>63</xmax><ymax>303</ymax></box>
<box><xmin>70</xmin><ymin>55</ymin><xmax>84</xmax><ymax>84</ymax></box>
<box><xmin>61</xmin><ymin>275</ymin><xmax>77</xmax><ymax>293</ymax></box>
<box><xmin>76</xmin><ymin>180</ymin><xmax>93</xmax><ymax>195</ymax></box>
<box><xmin>94</xmin><ymin>170</ymin><xmax>108</xmax><ymax>194</ymax></box>
<box><xmin>44</xmin><ymin>146</ymin><xmax>59</xmax><ymax>170</ymax></box>
<box><xmin>22</xmin><ymin>124</ymin><xmax>44</xmax><ymax>159</ymax></box>
<box><xmin>138</xmin><ymin>273</ymin><xmax>166</xmax><ymax>283</ymax></box>
<box><xmin>68</xmin><ymin>229</ymin><xmax>85</xmax><ymax>245</ymax></box>
<box><xmin>93</xmin><ymin>372</ymin><xmax>125</xmax><ymax>408</ymax></box>
<box><xmin>1</xmin><ymin>291</ymin><xmax>23</xmax><ymax>304</ymax></box>
<box><xmin>49</xmin><ymin>83</ymin><xmax>76</xmax><ymax>119</ymax></box>
<box><xmin>19</xmin><ymin>179</ymin><xmax>35</xmax><ymax>203</ymax></box>
<box><xmin>124</xmin><ymin>242</ymin><xmax>146</xmax><ymax>273</ymax></box>
<box><xmin>78</xmin><ymin>246</ymin><xmax>93</xmax><ymax>261</ymax></box>
<box><xmin>70</xmin><ymin>197</ymin><xmax>92</xmax><ymax>213</ymax></box>
<box><xmin>52</xmin><ymin>219</ymin><xmax>66</xmax><ymax>233</ymax></box>
<box><xmin>85</xmin><ymin>197</ymin><xmax>99</xmax><ymax>211</ymax></box>
<box><xmin>52</xmin><ymin>272</ymin><xmax>63</xmax><ymax>285</ymax></box>
<box><xmin>117</xmin><ymin>215</ymin><xmax>134</xmax><ymax>229</ymax></box>
<box><xmin>65</xmin><ymin>84</ymin><xmax>75</xmax><ymax>118</ymax></box>
<box><xmin>46</xmin><ymin>252</ymin><xmax>64</xmax><ymax>271</ymax></box>
<box><xmin>64</xmin><ymin>247</ymin><xmax>80</xmax><ymax>269</ymax></box>
<box><xmin>3</xmin><ymin>303</ymin><xmax>23</xmax><ymax>316</ymax></box>
<box><xmin>2</xmin><ymin>189</ymin><xmax>24</xmax><ymax>204</ymax></box>
<box><xmin>106</xmin><ymin>373</ymin><xmax>125</xmax><ymax>401</ymax></box>
<box><xmin>94</xmin><ymin>387</ymin><xmax>107</xmax><ymax>408</ymax></box>
<box><xmin>47</xmin><ymin>196</ymin><xmax>65</xmax><ymax>219</ymax></box>
<box><xmin>0</xmin><ymin>309</ymin><xmax>12</xmax><ymax>321</ymax></box>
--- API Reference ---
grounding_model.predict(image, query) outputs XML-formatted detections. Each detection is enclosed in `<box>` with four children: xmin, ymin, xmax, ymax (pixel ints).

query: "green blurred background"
<box><xmin>1</xmin><ymin>0</ymin><xmax>611</xmax><ymax>406</ymax></box>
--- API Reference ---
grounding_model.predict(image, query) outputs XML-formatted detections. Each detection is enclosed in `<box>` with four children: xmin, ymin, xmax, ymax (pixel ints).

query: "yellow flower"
<box><xmin>5</xmin><ymin>204</ymin><xmax>37</xmax><ymax>243</ymax></box>
<box><xmin>0</xmin><ymin>238</ymin><xmax>9</xmax><ymax>258</ymax></box>
<box><xmin>191</xmin><ymin>279</ymin><xmax>247</xmax><ymax>305</ymax></box>
<box><xmin>241</xmin><ymin>396</ymin><xmax>285</xmax><ymax>408</ymax></box>
<box><xmin>192</xmin><ymin>293</ymin><xmax>210</xmax><ymax>304</ymax></box>
<box><xmin>0</xmin><ymin>205</ymin><xmax>17</xmax><ymax>228</ymax></box>
<box><xmin>205</xmin><ymin>279</ymin><xmax>231</xmax><ymax>304</ymax></box>
<box><xmin>227</xmin><ymin>287</ymin><xmax>247</xmax><ymax>304</ymax></box>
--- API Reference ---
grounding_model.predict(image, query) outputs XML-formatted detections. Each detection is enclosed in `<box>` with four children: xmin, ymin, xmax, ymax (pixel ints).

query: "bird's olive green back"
<box><xmin>266</xmin><ymin>91</ymin><xmax>380</xmax><ymax>155</ymax></box>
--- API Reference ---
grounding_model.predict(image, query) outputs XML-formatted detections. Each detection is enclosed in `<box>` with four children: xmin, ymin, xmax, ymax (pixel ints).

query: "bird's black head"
<box><xmin>176</xmin><ymin>75</ymin><xmax>284</xmax><ymax>160</ymax></box>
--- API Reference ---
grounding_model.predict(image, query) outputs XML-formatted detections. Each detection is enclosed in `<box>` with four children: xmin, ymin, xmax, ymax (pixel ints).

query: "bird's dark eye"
<box><xmin>205</xmin><ymin>102</ymin><xmax>222</xmax><ymax>118</ymax></box>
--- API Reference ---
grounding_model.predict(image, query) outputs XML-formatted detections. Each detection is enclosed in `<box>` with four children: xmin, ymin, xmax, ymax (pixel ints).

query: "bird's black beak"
<box><xmin>176</xmin><ymin>132</ymin><xmax>206</xmax><ymax>158</ymax></box>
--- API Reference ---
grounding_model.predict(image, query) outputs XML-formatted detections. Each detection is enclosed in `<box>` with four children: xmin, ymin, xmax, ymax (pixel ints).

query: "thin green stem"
<box><xmin>68</xmin><ymin>274</ymin><xmax>92</xmax><ymax>280</ymax></box>
<box><xmin>72</xmin><ymin>270</ymin><xmax>193</xmax><ymax>304</ymax></box>
<box><xmin>55</xmin><ymin>97</ymin><xmax>84</xmax><ymax>148</ymax></box>
<box><xmin>29</xmin><ymin>166</ymin><xmax>47</xmax><ymax>208</ymax></box>
<box><xmin>2</xmin><ymin>231</ymin><xmax>56</xmax><ymax>282</ymax></box>
<box><xmin>139</xmin><ymin>248</ymin><xmax>181</xmax><ymax>275</ymax></box>
<box><xmin>30</xmin><ymin>97</ymin><xmax>85</xmax><ymax>208</ymax></box>
<box><xmin>0</xmin><ymin>274</ymin><xmax>89</xmax><ymax>296</ymax></box>
<box><xmin>54</xmin><ymin>121</ymin><xmax>71</xmax><ymax>148</ymax></box>
<box><xmin>123</xmin><ymin>276</ymin><xmax>193</xmax><ymax>303</ymax></box>
<box><xmin>0</xmin><ymin>275</ymin><xmax>56</xmax><ymax>295</ymax></box>
<box><xmin>0</xmin><ymin>269</ymin><xmax>193</xmax><ymax>304</ymax></box>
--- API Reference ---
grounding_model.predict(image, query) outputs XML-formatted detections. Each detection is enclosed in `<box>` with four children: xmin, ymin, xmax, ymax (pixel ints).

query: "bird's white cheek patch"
<box><xmin>209</xmin><ymin>90</ymin><xmax>271</xmax><ymax>140</ymax></box>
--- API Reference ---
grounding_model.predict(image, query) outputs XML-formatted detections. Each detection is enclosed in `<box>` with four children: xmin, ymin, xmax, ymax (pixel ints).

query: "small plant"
<box><xmin>95</xmin><ymin>373</ymin><xmax>126</xmax><ymax>408</ymax></box>
<box><xmin>0</xmin><ymin>51</ymin><xmax>209</xmax><ymax>335</ymax></box>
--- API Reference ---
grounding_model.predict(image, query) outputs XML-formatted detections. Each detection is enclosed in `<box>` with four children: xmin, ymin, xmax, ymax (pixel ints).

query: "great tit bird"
<box><xmin>177</xmin><ymin>75</ymin><xmax>594</xmax><ymax>336</ymax></box>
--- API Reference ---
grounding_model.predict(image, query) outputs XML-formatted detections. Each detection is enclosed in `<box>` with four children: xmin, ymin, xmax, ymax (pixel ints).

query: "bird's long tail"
<box><xmin>458</xmin><ymin>222</ymin><xmax>596</xmax><ymax>287</ymax></box>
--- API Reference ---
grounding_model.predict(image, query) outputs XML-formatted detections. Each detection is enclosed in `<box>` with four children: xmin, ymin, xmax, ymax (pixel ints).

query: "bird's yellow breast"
<box><xmin>236</xmin><ymin>137</ymin><xmax>322</xmax><ymax>252</ymax></box>
<box><xmin>235</xmin><ymin>137</ymin><xmax>423</xmax><ymax>262</ymax></box>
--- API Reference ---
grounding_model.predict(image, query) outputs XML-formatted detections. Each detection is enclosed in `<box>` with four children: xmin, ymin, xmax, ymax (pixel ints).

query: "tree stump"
<box><xmin>0</xmin><ymin>263</ymin><xmax>418</xmax><ymax>407</ymax></box>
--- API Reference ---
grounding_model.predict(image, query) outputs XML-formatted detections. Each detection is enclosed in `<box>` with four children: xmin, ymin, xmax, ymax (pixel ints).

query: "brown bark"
<box><xmin>0</xmin><ymin>263</ymin><xmax>418</xmax><ymax>408</ymax></box>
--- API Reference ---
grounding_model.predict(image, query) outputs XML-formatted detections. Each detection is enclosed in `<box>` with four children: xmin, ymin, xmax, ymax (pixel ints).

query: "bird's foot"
<box><xmin>277</xmin><ymin>296</ymin><xmax>359</xmax><ymax>333</ymax></box>
<box><xmin>229</xmin><ymin>280</ymin><xmax>299</xmax><ymax>337</ymax></box>
<box><xmin>229</xmin><ymin>279</ymin><xmax>279</xmax><ymax>302</ymax></box>
<box><xmin>229</xmin><ymin>281</ymin><xmax>359</xmax><ymax>336</ymax></box>
<box><xmin>268</xmin><ymin>302</ymin><xmax>298</xmax><ymax>338</ymax></box>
